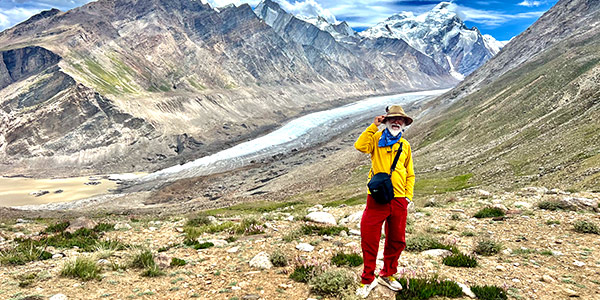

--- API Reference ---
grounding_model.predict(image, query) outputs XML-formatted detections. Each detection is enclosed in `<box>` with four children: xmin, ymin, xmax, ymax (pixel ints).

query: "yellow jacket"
<box><xmin>354</xmin><ymin>123</ymin><xmax>415</xmax><ymax>200</ymax></box>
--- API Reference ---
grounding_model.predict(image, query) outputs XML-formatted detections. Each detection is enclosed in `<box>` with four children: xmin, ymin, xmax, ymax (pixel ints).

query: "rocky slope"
<box><xmin>407</xmin><ymin>0</ymin><xmax>600</xmax><ymax>191</ymax></box>
<box><xmin>0</xmin><ymin>0</ymin><xmax>457</xmax><ymax>178</ymax></box>
<box><xmin>360</xmin><ymin>2</ymin><xmax>505</xmax><ymax>79</ymax></box>
<box><xmin>1</xmin><ymin>187</ymin><xmax>599</xmax><ymax>300</ymax></box>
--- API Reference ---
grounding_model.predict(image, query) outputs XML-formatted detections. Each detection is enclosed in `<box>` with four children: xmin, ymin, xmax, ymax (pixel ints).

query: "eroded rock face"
<box><xmin>0</xmin><ymin>46</ymin><xmax>61</xmax><ymax>90</ymax></box>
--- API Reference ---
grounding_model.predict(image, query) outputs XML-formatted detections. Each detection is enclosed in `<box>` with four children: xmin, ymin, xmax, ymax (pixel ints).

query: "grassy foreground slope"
<box><xmin>409</xmin><ymin>0</ymin><xmax>600</xmax><ymax>192</ymax></box>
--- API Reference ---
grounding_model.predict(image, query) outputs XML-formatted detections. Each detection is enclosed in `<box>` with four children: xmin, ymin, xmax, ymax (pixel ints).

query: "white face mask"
<box><xmin>386</xmin><ymin>122</ymin><xmax>404</xmax><ymax>137</ymax></box>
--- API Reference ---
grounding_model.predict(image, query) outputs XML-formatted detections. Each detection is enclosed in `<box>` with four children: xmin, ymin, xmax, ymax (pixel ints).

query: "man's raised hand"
<box><xmin>374</xmin><ymin>115</ymin><xmax>386</xmax><ymax>126</ymax></box>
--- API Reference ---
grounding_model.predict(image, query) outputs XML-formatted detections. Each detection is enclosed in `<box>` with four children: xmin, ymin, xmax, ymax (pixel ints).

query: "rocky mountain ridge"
<box><xmin>0</xmin><ymin>0</ymin><xmax>457</xmax><ymax>177</ymax></box>
<box><xmin>360</xmin><ymin>2</ymin><xmax>505</xmax><ymax>79</ymax></box>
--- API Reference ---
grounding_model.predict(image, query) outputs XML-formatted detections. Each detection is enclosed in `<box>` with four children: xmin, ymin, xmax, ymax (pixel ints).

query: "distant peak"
<box><xmin>434</xmin><ymin>1</ymin><xmax>453</xmax><ymax>10</ymax></box>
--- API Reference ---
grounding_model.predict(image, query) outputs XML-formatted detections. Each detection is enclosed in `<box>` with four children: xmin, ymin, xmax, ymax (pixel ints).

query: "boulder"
<box><xmin>306</xmin><ymin>212</ymin><xmax>336</xmax><ymax>225</ymax></box>
<box><xmin>421</xmin><ymin>249</ymin><xmax>452</xmax><ymax>258</ymax></box>
<box><xmin>249</xmin><ymin>252</ymin><xmax>272</xmax><ymax>269</ymax></box>
<box><xmin>456</xmin><ymin>282</ymin><xmax>476</xmax><ymax>298</ymax></box>
<box><xmin>296</xmin><ymin>243</ymin><xmax>315</xmax><ymax>252</ymax></box>
<box><xmin>339</xmin><ymin>211</ymin><xmax>363</xmax><ymax>225</ymax></box>
<box><xmin>66</xmin><ymin>217</ymin><xmax>97</xmax><ymax>233</ymax></box>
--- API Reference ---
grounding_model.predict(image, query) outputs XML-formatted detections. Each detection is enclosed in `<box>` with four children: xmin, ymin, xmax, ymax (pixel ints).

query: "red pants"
<box><xmin>360</xmin><ymin>195</ymin><xmax>408</xmax><ymax>284</ymax></box>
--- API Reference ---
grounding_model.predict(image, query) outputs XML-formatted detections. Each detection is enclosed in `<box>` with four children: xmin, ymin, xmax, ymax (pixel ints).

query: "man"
<box><xmin>354</xmin><ymin>105</ymin><xmax>415</xmax><ymax>298</ymax></box>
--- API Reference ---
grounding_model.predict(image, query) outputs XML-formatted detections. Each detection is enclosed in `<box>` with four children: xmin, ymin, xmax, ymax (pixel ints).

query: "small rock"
<box><xmin>296</xmin><ymin>243</ymin><xmax>315</xmax><ymax>252</ymax></box>
<box><xmin>339</xmin><ymin>211</ymin><xmax>363</xmax><ymax>225</ymax></box>
<box><xmin>52</xmin><ymin>253</ymin><xmax>65</xmax><ymax>259</ymax></box>
<box><xmin>421</xmin><ymin>249</ymin><xmax>452</xmax><ymax>257</ymax></box>
<box><xmin>349</xmin><ymin>229</ymin><xmax>361</xmax><ymax>236</ymax></box>
<box><xmin>564</xmin><ymin>288</ymin><xmax>578</xmax><ymax>297</ymax></box>
<box><xmin>457</xmin><ymin>282</ymin><xmax>476</xmax><ymax>298</ymax></box>
<box><xmin>54</xmin><ymin>189</ymin><xmax>64</xmax><ymax>194</ymax></box>
<box><xmin>114</xmin><ymin>223</ymin><xmax>132</xmax><ymax>230</ymax></box>
<box><xmin>573</xmin><ymin>261</ymin><xmax>585</xmax><ymax>267</ymax></box>
<box><xmin>502</xmin><ymin>249</ymin><xmax>512</xmax><ymax>255</ymax></box>
<box><xmin>16</xmin><ymin>218</ymin><xmax>31</xmax><ymax>224</ymax></box>
<box><xmin>345</xmin><ymin>242</ymin><xmax>359</xmax><ymax>247</ymax></box>
<box><xmin>492</xmin><ymin>204</ymin><xmax>508</xmax><ymax>212</ymax></box>
<box><xmin>249</xmin><ymin>252</ymin><xmax>273</xmax><ymax>269</ymax></box>
<box><xmin>175</xmin><ymin>227</ymin><xmax>184</xmax><ymax>233</ymax></box>
<box><xmin>97</xmin><ymin>259</ymin><xmax>110</xmax><ymax>265</ymax></box>
<box><xmin>340</xmin><ymin>230</ymin><xmax>348</xmax><ymax>237</ymax></box>
<box><xmin>278</xmin><ymin>283</ymin><xmax>292</xmax><ymax>289</ymax></box>
<box><xmin>414</xmin><ymin>212</ymin><xmax>425</xmax><ymax>218</ymax></box>
<box><xmin>512</xmin><ymin>278</ymin><xmax>521</xmax><ymax>283</ymax></box>
<box><xmin>148</xmin><ymin>227</ymin><xmax>157</xmax><ymax>232</ymax></box>
<box><xmin>231</xmin><ymin>286</ymin><xmax>241</xmax><ymax>291</ymax></box>
<box><xmin>14</xmin><ymin>232</ymin><xmax>25</xmax><ymax>239</ymax></box>
<box><xmin>50</xmin><ymin>294</ymin><xmax>68</xmax><ymax>300</ymax></box>
<box><xmin>285</xmin><ymin>216</ymin><xmax>294</xmax><ymax>221</ymax></box>
<box><xmin>476</xmin><ymin>189</ymin><xmax>491</xmax><ymax>197</ymax></box>
<box><xmin>513</xmin><ymin>201</ymin><xmax>532</xmax><ymax>208</ymax></box>
<box><xmin>306</xmin><ymin>212</ymin><xmax>336</xmax><ymax>225</ymax></box>
<box><xmin>242</xmin><ymin>295</ymin><xmax>260</xmax><ymax>300</ymax></box>
<box><xmin>227</xmin><ymin>246</ymin><xmax>240</xmax><ymax>253</ymax></box>
<box><xmin>495</xmin><ymin>265</ymin><xmax>505</xmax><ymax>271</ymax></box>
<box><xmin>155</xmin><ymin>253</ymin><xmax>171</xmax><ymax>269</ymax></box>
<box><xmin>450</xmin><ymin>209</ymin><xmax>465</xmax><ymax>213</ymax></box>
<box><xmin>541</xmin><ymin>275</ymin><xmax>555</xmax><ymax>283</ymax></box>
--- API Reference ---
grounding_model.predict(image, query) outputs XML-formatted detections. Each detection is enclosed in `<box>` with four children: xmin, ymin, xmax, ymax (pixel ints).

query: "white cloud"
<box><xmin>517</xmin><ymin>1</ymin><xmax>544</xmax><ymax>7</ymax></box>
<box><xmin>0</xmin><ymin>7</ymin><xmax>48</xmax><ymax>31</ymax></box>
<box><xmin>276</xmin><ymin>0</ymin><xmax>337</xmax><ymax>23</ymax></box>
<box><xmin>452</xmin><ymin>5</ymin><xmax>545</xmax><ymax>27</ymax></box>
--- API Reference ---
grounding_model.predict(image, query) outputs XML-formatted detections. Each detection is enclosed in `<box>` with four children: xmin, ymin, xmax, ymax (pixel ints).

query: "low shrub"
<box><xmin>537</xmin><ymin>200</ymin><xmax>572</xmax><ymax>211</ymax></box>
<box><xmin>270</xmin><ymin>250</ymin><xmax>288</xmax><ymax>267</ymax></box>
<box><xmin>474</xmin><ymin>239</ymin><xmax>502</xmax><ymax>256</ymax></box>
<box><xmin>442</xmin><ymin>252</ymin><xmax>477</xmax><ymax>268</ymax></box>
<box><xmin>234</xmin><ymin>218</ymin><xmax>264</xmax><ymax>235</ymax></box>
<box><xmin>171</xmin><ymin>258</ymin><xmax>186</xmax><ymax>266</ymax></box>
<box><xmin>93</xmin><ymin>223</ymin><xmax>115</xmax><ymax>233</ymax></box>
<box><xmin>16</xmin><ymin>272</ymin><xmax>39</xmax><ymax>287</ymax></box>
<box><xmin>308</xmin><ymin>268</ymin><xmax>355</xmax><ymax>296</ymax></box>
<box><xmin>461</xmin><ymin>231</ymin><xmax>475</xmax><ymax>237</ymax></box>
<box><xmin>186</xmin><ymin>215</ymin><xmax>213</xmax><ymax>227</ymax></box>
<box><xmin>289</xmin><ymin>265</ymin><xmax>315</xmax><ymax>283</ymax></box>
<box><xmin>573</xmin><ymin>220</ymin><xmax>600</xmax><ymax>234</ymax></box>
<box><xmin>301</xmin><ymin>225</ymin><xmax>349</xmax><ymax>236</ymax></box>
<box><xmin>43</xmin><ymin>221</ymin><xmax>70</xmax><ymax>233</ymax></box>
<box><xmin>60</xmin><ymin>257</ymin><xmax>102</xmax><ymax>281</ymax></box>
<box><xmin>396</xmin><ymin>275</ymin><xmax>462</xmax><ymax>300</ymax></box>
<box><xmin>471</xmin><ymin>285</ymin><xmax>508</xmax><ymax>300</ymax></box>
<box><xmin>474</xmin><ymin>207</ymin><xmax>505</xmax><ymax>218</ymax></box>
<box><xmin>183</xmin><ymin>239</ymin><xmax>214</xmax><ymax>250</ymax></box>
<box><xmin>331</xmin><ymin>252</ymin><xmax>363</xmax><ymax>267</ymax></box>
<box><xmin>131</xmin><ymin>249</ymin><xmax>164</xmax><ymax>277</ymax></box>
<box><xmin>545</xmin><ymin>220</ymin><xmax>560</xmax><ymax>225</ymax></box>
<box><xmin>0</xmin><ymin>240</ymin><xmax>52</xmax><ymax>265</ymax></box>
<box><xmin>406</xmin><ymin>234</ymin><xmax>456</xmax><ymax>253</ymax></box>
<box><xmin>141</xmin><ymin>264</ymin><xmax>165</xmax><ymax>277</ymax></box>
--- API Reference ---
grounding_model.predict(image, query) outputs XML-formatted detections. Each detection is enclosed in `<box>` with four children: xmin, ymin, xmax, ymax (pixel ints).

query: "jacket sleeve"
<box><xmin>404</xmin><ymin>142</ymin><xmax>415</xmax><ymax>201</ymax></box>
<box><xmin>354</xmin><ymin>123</ymin><xmax>379</xmax><ymax>154</ymax></box>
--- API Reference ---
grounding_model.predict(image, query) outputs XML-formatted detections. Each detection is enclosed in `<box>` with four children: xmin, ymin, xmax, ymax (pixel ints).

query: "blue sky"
<box><xmin>0</xmin><ymin>0</ymin><xmax>558</xmax><ymax>41</ymax></box>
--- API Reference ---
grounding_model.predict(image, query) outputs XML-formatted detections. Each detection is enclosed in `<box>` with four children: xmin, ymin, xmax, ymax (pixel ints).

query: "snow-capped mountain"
<box><xmin>360</xmin><ymin>2</ymin><xmax>504</xmax><ymax>79</ymax></box>
<box><xmin>297</xmin><ymin>16</ymin><xmax>357</xmax><ymax>42</ymax></box>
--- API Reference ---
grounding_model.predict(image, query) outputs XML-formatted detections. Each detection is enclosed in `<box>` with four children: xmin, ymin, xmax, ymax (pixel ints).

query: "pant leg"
<box><xmin>360</xmin><ymin>194</ymin><xmax>391</xmax><ymax>284</ymax></box>
<box><xmin>380</xmin><ymin>197</ymin><xmax>408</xmax><ymax>277</ymax></box>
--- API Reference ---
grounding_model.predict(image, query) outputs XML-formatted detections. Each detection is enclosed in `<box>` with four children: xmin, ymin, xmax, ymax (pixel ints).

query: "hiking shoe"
<box><xmin>355</xmin><ymin>280</ymin><xmax>378</xmax><ymax>298</ymax></box>
<box><xmin>377</xmin><ymin>275</ymin><xmax>402</xmax><ymax>291</ymax></box>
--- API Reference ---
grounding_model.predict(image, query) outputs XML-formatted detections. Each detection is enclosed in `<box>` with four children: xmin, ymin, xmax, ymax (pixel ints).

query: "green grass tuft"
<box><xmin>406</xmin><ymin>234</ymin><xmax>456</xmax><ymax>253</ymax></box>
<box><xmin>474</xmin><ymin>239</ymin><xmax>502</xmax><ymax>256</ymax></box>
<box><xmin>442</xmin><ymin>252</ymin><xmax>478</xmax><ymax>268</ymax></box>
<box><xmin>93</xmin><ymin>223</ymin><xmax>115</xmax><ymax>233</ymax></box>
<box><xmin>471</xmin><ymin>285</ymin><xmax>508</xmax><ymax>300</ymax></box>
<box><xmin>170</xmin><ymin>258</ymin><xmax>186</xmax><ymax>266</ymax></box>
<box><xmin>474</xmin><ymin>207</ymin><xmax>505</xmax><ymax>218</ymax></box>
<box><xmin>60</xmin><ymin>257</ymin><xmax>102</xmax><ymax>281</ymax></box>
<box><xmin>270</xmin><ymin>250</ymin><xmax>288</xmax><ymax>267</ymax></box>
<box><xmin>301</xmin><ymin>225</ymin><xmax>349</xmax><ymax>236</ymax></box>
<box><xmin>331</xmin><ymin>252</ymin><xmax>363</xmax><ymax>267</ymax></box>
<box><xmin>396</xmin><ymin>275</ymin><xmax>463</xmax><ymax>300</ymax></box>
<box><xmin>43</xmin><ymin>221</ymin><xmax>70</xmax><ymax>233</ymax></box>
<box><xmin>289</xmin><ymin>265</ymin><xmax>315</xmax><ymax>283</ymax></box>
<box><xmin>537</xmin><ymin>200</ymin><xmax>573</xmax><ymax>211</ymax></box>
<box><xmin>573</xmin><ymin>220</ymin><xmax>600</xmax><ymax>234</ymax></box>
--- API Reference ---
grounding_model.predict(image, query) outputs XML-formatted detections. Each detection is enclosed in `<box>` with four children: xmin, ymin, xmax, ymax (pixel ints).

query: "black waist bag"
<box><xmin>367</xmin><ymin>142</ymin><xmax>402</xmax><ymax>204</ymax></box>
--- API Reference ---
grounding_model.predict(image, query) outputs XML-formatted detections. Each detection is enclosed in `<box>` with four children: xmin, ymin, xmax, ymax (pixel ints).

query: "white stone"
<box><xmin>456</xmin><ymin>282</ymin><xmax>476</xmax><ymax>298</ymax></box>
<box><xmin>476</xmin><ymin>189</ymin><xmax>491</xmax><ymax>197</ymax></box>
<box><xmin>573</xmin><ymin>261</ymin><xmax>586</xmax><ymax>267</ymax></box>
<box><xmin>495</xmin><ymin>265</ymin><xmax>505</xmax><ymax>271</ymax></box>
<box><xmin>148</xmin><ymin>227</ymin><xmax>157</xmax><ymax>231</ymax></box>
<box><xmin>249</xmin><ymin>252</ymin><xmax>273</xmax><ymax>269</ymax></box>
<box><xmin>464</xmin><ymin>225</ymin><xmax>476</xmax><ymax>230</ymax></box>
<box><xmin>286</xmin><ymin>216</ymin><xmax>294</xmax><ymax>221</ymax></box>
<box><xmin>349</xmin><ymin>229</ymin><xmax>361</xmax><ymax>236</ymax></box>
<box><xmin>52</xmin><ymin>253</ymin><xmax>65</xmax><ymax>259</ymax></box>
<box><xmin>345</xmin><ymin>242</ymin><xmax>359</xmax><ymax>248</ymax></box>
<box><xmin>231</xmin><ymin>286</ymin><xmax>241</xmax><ymax>291</ymax></box>
<box><xmin>306</xmin><ymin>212</ymin><xmax>337</xmax><ymax>225</ymax></box>
<box><xmin>421</xmin><ymin>249</ymin><xmax>452</xmax><ymax>258</ymax></box>
<box><xmin>50</xmin><ymin>294</ymin><xmax>68</xmax><ymax>300</ymax></box>
<box><xmin>340</xmin><ymin>230</ymin><xmax>348</xmax><ymax>237</ymax></box>
<box><xmin>541</xmin><ymin>275</ymin><xmax>555</xmax><ymax>283</ymax></box>
<box><xmin>296</xmin><ymin>243</ymin><xmax>314</xmax><ymax>252</ymax></box>
<box><xmin>414</xmin><ymin>212</ymin><xmax>425</xmax><ymax>218</ymax></box>
<box><xmin>492</xmin><ymin>204</ymin><xmax>508</xmax><ymax>212</ymax></box>
<box><xmin>114</xmin><ymin>223</ymin><xmax>132</xmax><ymax>230</ymax></box>
<box><xmin>450</xmin><ymin>209</ymin><xmax>465</xmax><ymax>213</ymax></box>
<box><xmin>227</xmin><ymin>246</ymin><xmax>240</xmax><ymax>253</ymax></box>
<box><xmin>339</xmin><ymin>211</ymin><xmax>363</xmax><ymax>225</ymax></box>
<box><xmin>512</xmin><ymin>278</ymin><xmax>521</xmax><ymax>283</ymax></box>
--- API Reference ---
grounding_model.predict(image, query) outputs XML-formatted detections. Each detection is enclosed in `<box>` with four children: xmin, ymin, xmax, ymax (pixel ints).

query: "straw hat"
<box><xmin>384</xmin><ymin>105</ymin><xmax>413</xmax><ymax>125</ymax></box>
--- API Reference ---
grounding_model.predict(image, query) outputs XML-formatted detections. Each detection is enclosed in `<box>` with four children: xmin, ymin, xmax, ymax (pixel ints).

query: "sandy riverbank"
<box><xmin>0</xmin><ymin>174</ymin><xmax>144</xmax><ymax>207</ymax></box>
